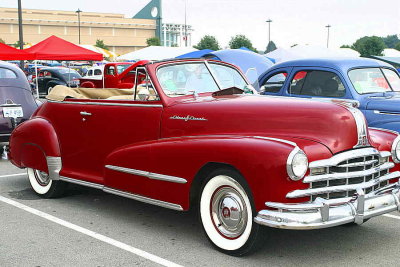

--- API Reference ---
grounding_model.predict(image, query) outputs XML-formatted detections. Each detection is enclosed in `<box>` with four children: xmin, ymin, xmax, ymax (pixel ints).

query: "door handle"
<box><xmin>80</xmin><ymin>111</ymin><xmax>92</xmax><ymax>116</ymax></box>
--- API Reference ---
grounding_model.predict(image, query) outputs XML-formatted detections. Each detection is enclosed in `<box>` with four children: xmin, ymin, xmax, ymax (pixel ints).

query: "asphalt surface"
<box><xmin>1</xmin><ymin>157</ymin><xmax>400</xmax><ymax>266</ymax></box>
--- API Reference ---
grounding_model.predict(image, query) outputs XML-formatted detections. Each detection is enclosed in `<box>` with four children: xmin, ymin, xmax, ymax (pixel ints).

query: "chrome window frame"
<box><xmin>134</xmin><ymin>66</ymin><xmax>160</xmax><ymax>101</ymax></box>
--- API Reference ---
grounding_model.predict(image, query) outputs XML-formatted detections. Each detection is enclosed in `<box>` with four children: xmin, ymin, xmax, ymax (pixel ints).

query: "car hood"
<box><xmin>162</xmin><ymin>94</ymin><xmax>363</xmax><ymax>154</ymax></box>
<box><xmin>366</xmin><ymin>95</ymin><xmax>400</xmax><ymax>113</ymax></box>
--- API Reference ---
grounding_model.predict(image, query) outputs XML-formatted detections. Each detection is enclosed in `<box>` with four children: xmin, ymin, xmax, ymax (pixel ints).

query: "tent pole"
<box><xmin>35</xmin><ymin>60</ymin><xmax>39</xmax><ymax>98</ymax></box>
<box><xmin>68</xmin><ymin>62</ymin><xmax>71</xmax><ymax>85</ymax></box>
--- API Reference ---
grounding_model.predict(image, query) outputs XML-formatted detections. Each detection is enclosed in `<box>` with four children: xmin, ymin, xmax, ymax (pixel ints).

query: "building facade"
<box><xmin>0</xmin><ymin>7</ymin><xmax>157</xmax><ymax>55</ymax></box>
<box><xmin>162</xmin><ymin>23</ymin><xmax>193</xmax><ymax>47</ymax></box>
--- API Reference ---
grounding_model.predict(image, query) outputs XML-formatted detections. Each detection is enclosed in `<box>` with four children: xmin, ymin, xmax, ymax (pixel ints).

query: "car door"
<box><xmin>37</xmin><ymin>70</ymin><xmax>47</xmax><ymax>94</ymax></box>
<box><xmin>259</xmin><ymin>67</ymin><xmax>292</xmax><ymax>95</ymax></box>
<box><xmin>53</xmin><ymin>67</ymin><xmax>163</xmax><ymax>196</ymax></box>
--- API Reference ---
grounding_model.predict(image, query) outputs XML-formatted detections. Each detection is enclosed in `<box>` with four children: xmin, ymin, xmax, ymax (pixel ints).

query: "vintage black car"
<box><xmin>0</xmin><ymin>61</ymin><xmax>38</xmax><ymax>147</ymax></box>
<box><xmin>36</xmin><ymin>67</ymin><xmax>81</xmax><ymax>97</ymax></box>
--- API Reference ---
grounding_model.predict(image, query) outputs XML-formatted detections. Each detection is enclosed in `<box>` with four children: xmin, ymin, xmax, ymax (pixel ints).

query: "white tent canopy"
<box><xmin>79</xmin><ymin>45</ymin><xmax>118</xmax><ymax>60</ymax></box>
<box><xmin>382</xmin><ymin>48</ymin><xmax>400</xmax><ymax>57</ymax></box>
<box><xmin>265</xmin><ymin>45</ymin><xmax>360</xmax><ymax>63</ymax></box>
<box><xmin>117</xmin><ymin>46</ymin><xmax>197</xmax><ymax>61</ymax></box>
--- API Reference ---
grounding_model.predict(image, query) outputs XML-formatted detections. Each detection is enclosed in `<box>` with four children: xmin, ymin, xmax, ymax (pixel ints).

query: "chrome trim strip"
<box><xmin>105</xmin><ymin>165</ymin><xmax>187</xmax><ymax>184</ymax></box>
<box><xmin>369</xmin><ymin>127</ymin><xmax>399</xmax><ymax>135</ymax></box>
<box><xmin>287</xmin><ymin>171</ymin><xmax>400</xmax><ymax>198</ymax></box>
<box><xmin>46</xmin><ymin>156</ymin><xmax>62</xmax><ymax>181</ymax></box>
<box><xmin>103</xmin><ymin>187</ymin><xmax>183</xmax><ymax>211</ymax></box>
<box><xmin>310</xmin><ymin>98</ymin><xmax>360</xmax><ymax>108</ymax></box>
<box><xmin>343</xmin><ymin>106</ymin><xmax>370</xmax><ymax>148</ymax></box>
<box><xmin>252</xmin><ymin>136</ymin><xmax>297</xmax><ymax>147</ymax></box>
<box><xmin>339</xmin><ymin>159</ymin><xmax>378</xmax><ymax>168</ymax></box>
<box><xmin>59</xmin><ymin>176</ymin><xmax>104</xmax><ymax>190</ymax></box>
<box><xmin>58</xmin><ymin>176</ymin><xmax>183</xmax><ymax>211</ymax></box>
<box><xmin>373</xmin><ymin>110</ymin><xmax>400</xmax><ymax>116</ymax></box>
<box><xmin>0</xmin><ymin>134</ymin><xmax>11</xmax><ymax>137</ymax></box>
<box><xmin>308</xmin><ymin>148</ymin><xmax>385</xmax><ymax>168</ymax></box>
<box><xmin>304</xmin><ymin>162</ymin><xmax>394</xmax><ymax>183</ymax></box>
<box><xmin>47</xmin><ymin>100</ymin><xmax>163</xmax><ymax>108</ymax></box>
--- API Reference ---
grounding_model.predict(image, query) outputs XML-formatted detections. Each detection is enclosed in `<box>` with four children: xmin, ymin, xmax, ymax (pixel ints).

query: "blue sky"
<box><xmin>2</xmin><ymin>0</ymin><xmax>399</xmax><ymax>50</ymax></box>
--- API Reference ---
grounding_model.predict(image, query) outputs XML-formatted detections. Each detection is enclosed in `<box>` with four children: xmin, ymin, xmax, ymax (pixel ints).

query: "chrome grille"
<box><xmin>286</xmin><ymin>148</ymin><xmax>400</xmax><ymax>201</ymax></box>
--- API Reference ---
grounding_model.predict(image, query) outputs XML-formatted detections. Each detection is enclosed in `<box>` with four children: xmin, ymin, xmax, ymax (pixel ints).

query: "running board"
<box><xmin>59</xmin><ymin>176</ymin><xmax>183</xmax><ymax>211</ymax></box>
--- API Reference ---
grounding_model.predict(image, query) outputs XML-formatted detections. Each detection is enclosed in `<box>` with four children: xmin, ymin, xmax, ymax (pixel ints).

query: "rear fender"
<box><xmin>9</xmin><ymin>118</ymin><xmax>61</xmax><ymax>179</ymax></box>
<box><xmin>105</xmin><ymin>136</ymin><xmax>305</xmax><ymax>211</ymax></box>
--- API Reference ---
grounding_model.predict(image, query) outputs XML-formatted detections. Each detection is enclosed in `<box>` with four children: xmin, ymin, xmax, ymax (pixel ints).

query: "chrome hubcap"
<box><xmin>34</xmin><ymin>170</ymin><xmax>50</xmax><ymax>186</ymax></box>
<box><xmin>211</xmin><ymin>186</ymin><xmax>247</xmax><ymax>239</ymax></box>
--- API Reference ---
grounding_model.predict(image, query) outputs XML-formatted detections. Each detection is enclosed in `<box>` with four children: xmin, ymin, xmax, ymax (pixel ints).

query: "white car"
<box><xmin>84</xmin><ymin>65</ymin><xmax>104</xmax><ymax>80</ymax></box>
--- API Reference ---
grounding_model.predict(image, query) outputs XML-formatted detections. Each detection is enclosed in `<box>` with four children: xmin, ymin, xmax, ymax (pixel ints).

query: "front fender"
<box><xmin>105</xmin><ymin>135</ymin><xmax>329</xmax><ymax>211</ymax></box>
<box><xmin>9</xmin><ymin>117</ymin><xmax>60</xmax><ymax>173</ymax></box>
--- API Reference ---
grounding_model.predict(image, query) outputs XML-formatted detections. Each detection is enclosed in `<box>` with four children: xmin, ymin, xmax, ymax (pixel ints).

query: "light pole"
<box><xmin>184</xmin><ymin>0</ymin><xmax>187</xmax><ymax>47</ymax></box>
<box><xmin>266</xmin><ymin>19</ymin><xmax>272</xmax><ymax>45</ymax></box>
<box><xmin>325</xmin><ymin>24</ymin><xmax>331</xmax><ymax>48</ymax></box>
<box><xmin>76</xmin><ymin>9</ymin><xmax>82</xmax><ymax>44</ymax></box>
<box><xmin>17</xmin><ymin>0</ymin><xmax>24</xmax><ymax>68</ymax></box>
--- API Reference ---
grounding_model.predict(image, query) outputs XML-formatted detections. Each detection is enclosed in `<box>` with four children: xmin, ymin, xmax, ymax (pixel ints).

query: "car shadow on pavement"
<box><xmin>6</xmin><ymin>181</ymin><xmax>398</xmax><ymax>265</ymax></box>
<box><xmin>58</xmin><ymin>185</ymin><xmax>397</xmax><ymax>263</ymax></box>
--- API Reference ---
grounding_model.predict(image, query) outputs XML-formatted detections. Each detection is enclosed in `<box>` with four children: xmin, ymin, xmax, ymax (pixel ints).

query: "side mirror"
<box><xmin>259</xmin><ymin>85</ymin><xmax>266</xmax><ymax>94</ymax></box>
<box><xmin>243</xmin><ymin>84</ymin><xmax>257</xmax><ymax>94</ymax></box>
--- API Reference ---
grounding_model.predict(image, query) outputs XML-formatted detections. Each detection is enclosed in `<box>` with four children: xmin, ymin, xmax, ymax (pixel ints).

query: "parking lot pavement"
<box><xmin>1</xmin><ymin>158</ymin><xmax>400</xmax><ymax>266</ymax></box>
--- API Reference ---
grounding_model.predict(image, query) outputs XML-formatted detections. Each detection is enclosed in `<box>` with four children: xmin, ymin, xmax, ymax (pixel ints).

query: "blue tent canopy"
<box><xmin>176</xmin><ymin>48</ymin><xmax>274</xmax><ymax>88</ymax></box>
<box><xmin>203</xmin><ymin>49</ymin><xmax>274</xmax><ymax>85</ymax></box>
<box><xmin>176</xmin><ymin>49</ymin><xmax>214</xmax><ymax>59</ymax></box>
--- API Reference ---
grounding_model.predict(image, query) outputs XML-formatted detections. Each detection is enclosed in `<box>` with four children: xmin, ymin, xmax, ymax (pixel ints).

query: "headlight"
<box><xmin>391</xmin><ymin>135</ymin><xmax>400</xmax><ymax>163</ymax></box>
<box><xmin>287</xmin><ymin>147</ymin><xmax>308</xmax><ymax>181</ymax></box>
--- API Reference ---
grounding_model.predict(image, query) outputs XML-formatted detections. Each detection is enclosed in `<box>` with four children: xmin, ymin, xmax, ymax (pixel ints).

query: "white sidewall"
<box><xmin>27</xmin><ymin>168</ymin><xmax>52</xmax><ymax>195</ymax></box>
<box><xmin>200</xmin><ymin>175</ymin><xmax>253</xmax><ymax>251</ymax></box>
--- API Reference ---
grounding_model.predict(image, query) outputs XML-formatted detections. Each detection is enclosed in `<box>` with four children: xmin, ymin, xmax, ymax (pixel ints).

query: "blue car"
<box><xmin>258</xmin><ymin>58</ymin><xmax>400</xmax><ymax>132</ymax></box>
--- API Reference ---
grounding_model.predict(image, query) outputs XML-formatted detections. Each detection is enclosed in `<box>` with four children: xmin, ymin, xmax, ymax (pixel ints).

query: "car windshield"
<box><xmin>117</xmin><ymin>64</ymin><xmax>131</xmax><ymax>74</ymax></box>
<box><xmin>58</xmin><ymin>69</ymin><xmax>81</xmax><ymax>79</ymax></box>
<box><xmin>348</xmin><ymin>68</ymin><xmax>400</xmax><ymax>94</ymax></box>
<box><xmin>156</xmin><ymin>62</ymin><xmax>248</xmax><ymax>97</ymax></box>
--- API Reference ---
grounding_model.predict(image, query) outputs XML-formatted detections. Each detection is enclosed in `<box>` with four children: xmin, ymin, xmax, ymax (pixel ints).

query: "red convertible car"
<box><xmin>8</xmin><ymin>59</ymin><xmax>400</xmax><ymax>255</ymax></box>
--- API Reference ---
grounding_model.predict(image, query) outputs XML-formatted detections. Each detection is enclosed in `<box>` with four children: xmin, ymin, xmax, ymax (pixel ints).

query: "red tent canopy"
<box><xmin>24</xmin><ymin>35</ymin><xmax>103</xmax><ymax>61</ymax></box>
<box><xmin>0</xmin><ymin>42</ymin><xmax>34</xmax><ymax>60</ymax></box>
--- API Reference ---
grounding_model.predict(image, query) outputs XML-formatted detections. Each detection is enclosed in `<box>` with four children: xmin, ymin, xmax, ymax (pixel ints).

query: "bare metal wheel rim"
<box><xmin>210</xmin><ymin>186</ymin><xmax>248</xmax><ymax>239</ymax></box>
<box><xmin>34</xmin><ymin>170</ymin><xmax>50</xmax><ymax>186</ymax></box>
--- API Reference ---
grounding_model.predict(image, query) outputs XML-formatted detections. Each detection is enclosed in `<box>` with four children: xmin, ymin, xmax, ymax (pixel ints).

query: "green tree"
<box><xmin>229</xmin><ymin>34</ymin><xmax>255</xmax><ymax>51</ymax></box>
<box><xmin>146</xmin><ymin>37</ymin><xmax>161</xmax><ymax>46</ymax></box>
<box><xmin>340</xmin><ymin>45</ymin><xmax>351</xmax><ymax>48</ymax></box>
<box><xmin>193</xmin><ymin>35</ymin><xmax>220</xmax><ymax>51</ymax></box>
<box><xmin>13</xmin><ymin>40</ymin><xmax>26</xmax><ymax>48</ymax></box>
<box><xmin>95</xmin><ymin>39</ymin><xmax>109</xmax><ymax>50</ymax></box>
<box><xmin>395</xmin><ymin>43</ymin><xmax>400</xmax><ymax>51</ymax></box>
<box><xmin>382</xmin><ymin>35</ymin><xmax>400</xmax><ymax>48</ymax></box>
<box><xmin>351</xmin><ymin>36</ymin><xmax>386</xmax><ymax>57</ymax></box>
<box><xmin>265</xmin><ymin>41</ymin><xmax>277</xmax><ymax>53</ymax></box>
<box><xmin>0</xmin><ymin>38</ymin><xmax>5</xmax><ymax>44</ymax></box>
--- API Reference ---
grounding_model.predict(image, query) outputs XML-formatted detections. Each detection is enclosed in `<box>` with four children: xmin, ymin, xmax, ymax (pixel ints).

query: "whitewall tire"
<box><xmin>27</xmin><ymin>168</ymin><xmax>67</xmax><ymax>198</ymax></box>
<box><xmin>199</xmin><ymin>169</ymin><xmax>261</xmax><ymax>256</ymax></box>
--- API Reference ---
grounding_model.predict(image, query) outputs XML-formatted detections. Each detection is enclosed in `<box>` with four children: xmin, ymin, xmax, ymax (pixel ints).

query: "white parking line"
<box><xmin>0</xmin><ymin>173</ymin><xmax>26</xmax><ymax>178</ymax></box>
<box><xmin>0</xmin><ymin>195</ymin><xmax>183</xmax><ymax>267</ymax></box>
<box><xmin>383</xmin><ymin>214</ymin><xmax>400</xmax><ymax>220</ymax></box>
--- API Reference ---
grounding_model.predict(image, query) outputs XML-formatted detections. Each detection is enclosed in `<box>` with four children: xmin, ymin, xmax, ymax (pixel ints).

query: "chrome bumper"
<box><xmin>254</xmin><ymin>182</ymin><xmax>400</xmax><ymax>230</ymax></box>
